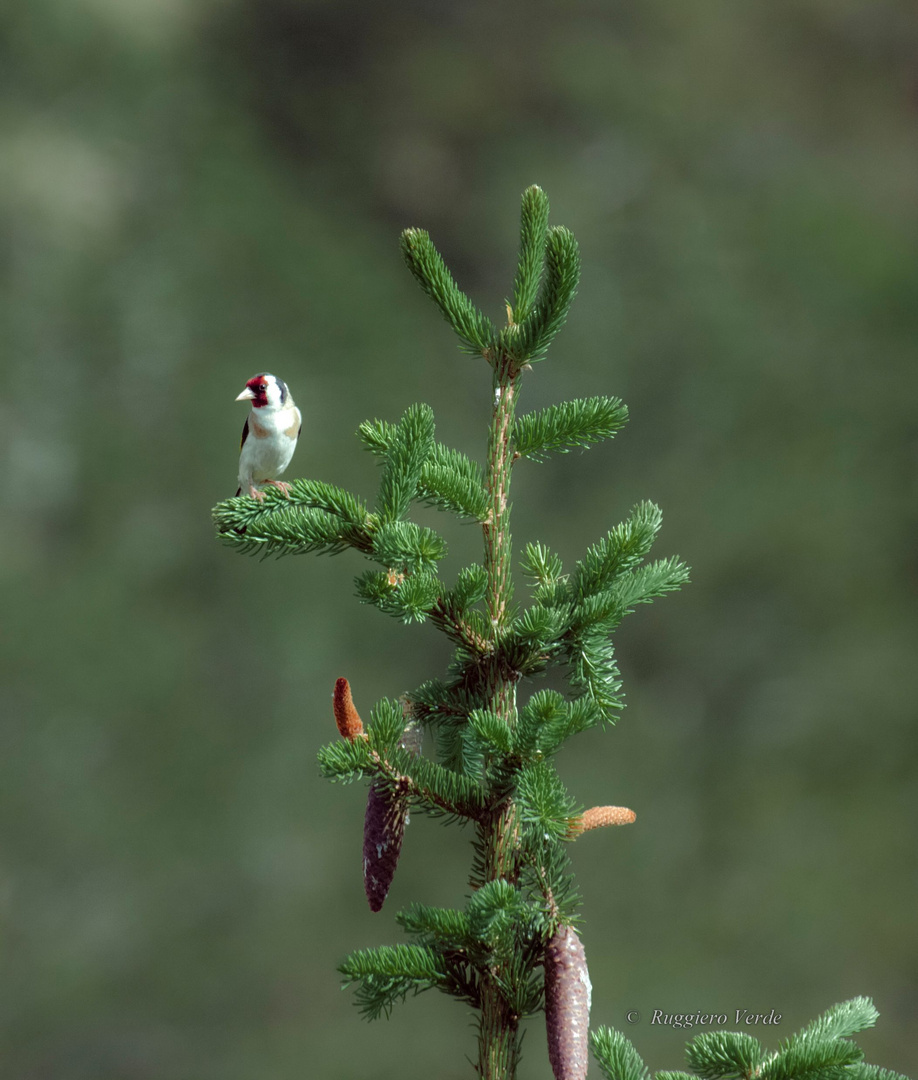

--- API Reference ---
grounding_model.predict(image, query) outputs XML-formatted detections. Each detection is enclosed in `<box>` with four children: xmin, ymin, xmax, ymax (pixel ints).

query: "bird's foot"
<box><xmin>263</xmin><ymin>479</ymin><xmax>293</xmax><ymax>497</ymax></box>
<box><xmin>247</xmin><ymin>486</ymin><xmax>267</xmax><ymax>502</ymax></box>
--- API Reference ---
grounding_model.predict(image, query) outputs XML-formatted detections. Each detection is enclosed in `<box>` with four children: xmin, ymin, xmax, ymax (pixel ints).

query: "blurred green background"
<box><xmin>2</xmin><ymin>1</ymin><xmax>916</xmax><ymax>1077</ymax></box>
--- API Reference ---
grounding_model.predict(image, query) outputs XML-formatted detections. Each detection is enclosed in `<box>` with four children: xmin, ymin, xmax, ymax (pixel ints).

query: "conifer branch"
<box><xmin>467</xmin><ymin>880</ymin><xmax>532</xmax><ymax>958</ymax></box>
<box><xmin>361</xmin><ymin>419</ymin><xmax>490</xmax><ymax>521</ymax></box>
<box><xmin>513</xmin><ymin>396</ymin><xmax>629</xmax><ymax>461</ymax></box>
<box><xmin>400</xmin><ymin>228</ymin><xmax>497</xmax><ymax>356</ymax></box>
<box><xmin>373</xmin><ymin>745</ymin><xmax>489</xmax><ymax>821</ymax></box>
<box><xmin>338</xmin><ymin>944</ymin><xmax>452</xmax><ymax>1019</ymax></box>
<box><xmin>515</xmin><ymin>693</ymin><xmax>602</xmax><ymax>759</ymax></box>
<box><xmin>572</xmin><ymin>501</ymin><xmax>664</xmax><ymax>599</ymax></box>
<box><xmin>397</xmin><ymin>903</ymin><xmax>476</xmax><ymax>951</ymax></box>
<box><xmin>590</xmin><ymin>1028</ymin><xmax>653</xmax><ymax>1080</ymax></box>
<box><xmin>446</xmin><ymin>563</ymin><xmax>489</xmax><ymax>610</ymax></box>
<box><xmin>501</xmin><ymin>225</ymin><xmax>581</xmax><ymax>363</ymax></box>
<box><xmin>215</xmin><ymin>477</ymin><xmax>369</xmax><ymax>531</ymax></box>
<box><xmin>369</xmin><ymin>520</ymin><xmax>447</xmax><ymax>573</ymax></box>
<box><xmin>762</xmin><ymin>1037</ymin><xmax>864</xmax><ymax>1080</ymax></box>
<box><xmin>317</xmin><ymin>734</ymin><xmax>374</xmax><ymax>783</ymax></box>
<box><xmin>408</xmin><ymin>677</ymin><xmax>480</xmax><ymax>727</ymax></box>
<box><xmin>213</xmin><ymin>478</ymin><xmax>373</xmax><ymax>558</ymax></box>
<box><xmin>319</xmin><ymin>722</ymin><xmax>488</xmax><ymax>821</ymax></box>
<box><xmin>515</xmin><ymin>762</ymin><xmax>580</xmax><ymax>851</ymax></box>
<box><xmin>520</xmin><ymin>542</ymin><xmax>566</xmax><ymax>588</ymax></box>
<box><xmin>354</xmin><ymin>568</ymin><xmax>442</xmax><ymax>623</ymax></box>
<box><xmin>467</xmin><ymin>709</ymin><xmax>515</xmax><ymax>756</ymax></box>
<box><xmin>430</xmin><ymin>598</ymin><xmax>493</xmax><ymax>655</ymax></box>
<box><xmin>376</xmin><ymin>402</ymin><xmax>436</xmax><ymax>522</ymax></box>
<box><xmin>564</xmin><ymin>632</ymin><xmax>625</xmax><ymax>722</ymax></box>
<box><xmin>502</xmin><ymin>603</ymin><xmax>571</xmax><ymax>677</ymax></box>
<box><xmin>851</xmin><ymin>1068</ymin><xmax>913</xmax><ymax>1080</ymax></box>
<box><xmin>570</xmin><ymin>557</ymin><xmax>691</xmax><ymax>635</ymax></box>
<box><xmin>357</xmin><ymin>417</ymin><xmax>398</xmax><ymax>456</ymax></box>
<box><xmin>794</xmin><ymin>996</ymin><xmax>878</xmax><ymax>1043</ymax></box>
<box><xmin>511</xmin><ymin>185</ymin><xmax>550</xmax><ymax>324</ymax></box>
<box><xmin>419</xmin><ymin>441</ymin><xmax>490</xmax><ymax>520</ymax></box>
<box><xmin>615</xmin><ymin>556</ymin><xmax>692</xmax><ymax>612</ymax></box>
<box><xmin>685</xmin><ymin>1031</ymin><xmax>765</xmax><ymax>1079</ymax></box>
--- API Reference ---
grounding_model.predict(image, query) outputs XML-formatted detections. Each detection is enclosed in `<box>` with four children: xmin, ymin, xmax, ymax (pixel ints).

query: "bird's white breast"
<box><xmin>240</xmin><ymin>405</ymin><xmax>300</xmax><ymax>481</ymax></box>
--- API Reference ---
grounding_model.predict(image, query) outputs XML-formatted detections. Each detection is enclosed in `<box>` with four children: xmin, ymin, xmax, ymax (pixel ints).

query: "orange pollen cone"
<box><xmin>569</xmin><ymin>805</ymin><xmax>636</xmax><ymax>837</ymax></box>
<box><xmin>333</xmin><ymin>677</ymin><xmax>364</xmax><ymax>740</ymax></box>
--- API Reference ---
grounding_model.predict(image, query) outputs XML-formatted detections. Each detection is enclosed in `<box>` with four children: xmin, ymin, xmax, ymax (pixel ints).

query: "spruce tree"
<box><xmin>212</xmin><ymin>187</ymin><xmax>909</xmax><ymax>1080</ymax></box>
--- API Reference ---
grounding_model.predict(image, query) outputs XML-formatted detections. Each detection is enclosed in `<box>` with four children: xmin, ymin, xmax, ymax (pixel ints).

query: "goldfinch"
<box><xmin>235</xmin><ymin>373</ymin><xmax>302</xmax><ymax>500</ymax></box>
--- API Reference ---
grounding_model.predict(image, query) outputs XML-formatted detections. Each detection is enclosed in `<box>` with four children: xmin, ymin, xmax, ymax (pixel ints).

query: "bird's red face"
<box><xmin>236</xmin><ymin>374</ymin><xmax>271</xmax><ymax>407</ymax></box>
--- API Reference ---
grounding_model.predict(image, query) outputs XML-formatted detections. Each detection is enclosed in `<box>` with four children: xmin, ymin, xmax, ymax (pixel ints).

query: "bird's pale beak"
<box><xmin>236</xmin><ymin>387</ymin><xmax>256</xmax><ymax>401</ymax></box>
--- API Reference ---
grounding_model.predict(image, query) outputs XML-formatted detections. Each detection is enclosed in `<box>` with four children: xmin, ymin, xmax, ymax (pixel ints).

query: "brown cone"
<box><xmin>544</xmin><ymin>924</ymin><xmax>591</xmax><ymax>1080</ymax></box>
<box><xmin>363</xmin><ymin>784</ymin><xmax>408</xmax><ymax>912</ymax></box>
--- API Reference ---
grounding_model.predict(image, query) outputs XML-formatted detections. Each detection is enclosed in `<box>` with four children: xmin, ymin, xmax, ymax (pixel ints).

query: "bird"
<box><xmin>235</xmin><ymin>373</ymin><xmax>302</xmax><ymax>501</ymax></box>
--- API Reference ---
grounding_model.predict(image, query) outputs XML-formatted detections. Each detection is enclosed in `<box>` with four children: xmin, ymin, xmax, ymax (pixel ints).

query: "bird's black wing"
<box><xmin>235</xmin><ymin>418</ymin><xmax>250</xmax><ymax>496</ymax></box>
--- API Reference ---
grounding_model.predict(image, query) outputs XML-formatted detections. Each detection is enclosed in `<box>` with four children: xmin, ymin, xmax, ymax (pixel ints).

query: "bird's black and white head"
<box><xmin>235</xmin><ymin>373</ymin><xmax>290</xmax><ymax>410</ymax></box>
